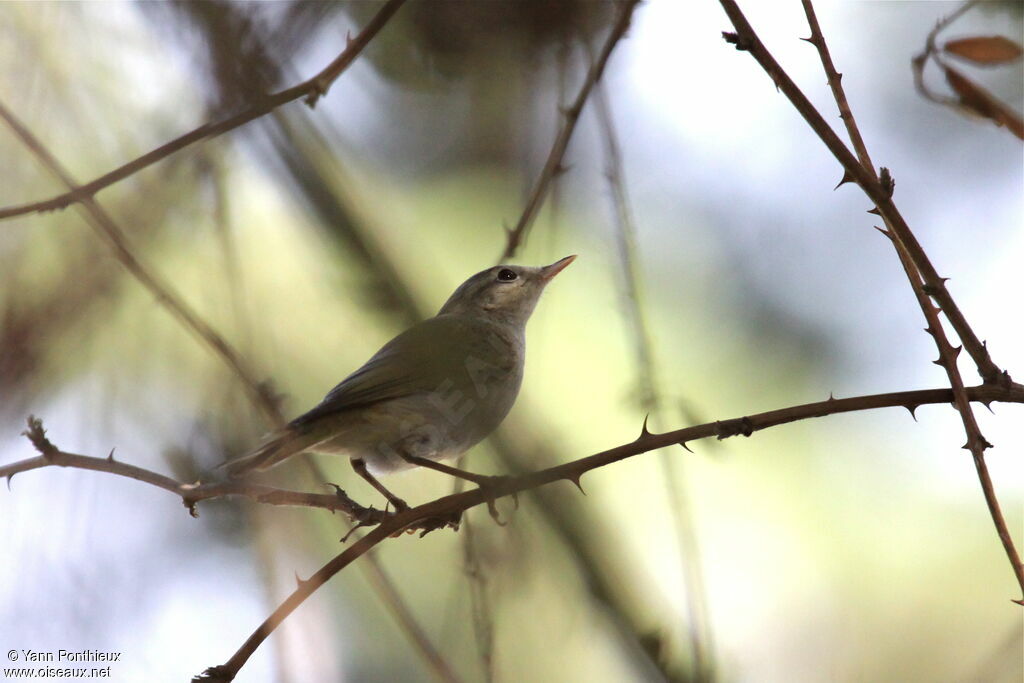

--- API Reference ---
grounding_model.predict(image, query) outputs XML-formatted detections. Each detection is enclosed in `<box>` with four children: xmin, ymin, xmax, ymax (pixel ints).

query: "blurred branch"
<box><xmin>0</xmin><ymin>100</ymin><xmax>286</xmax><ymax>428</ymax></box>
<box><xmin>499</xmin><ymin>0</ymin><xmax>642</xmax><ymax>261</ymax></box>
<box><xmin>189</xmin><ymin>379</ymin><xmax>1024</xmax><ymax>681</ymax></box>
<box><xmin>0</xmin><ymin>0</ymin><xmax>407</xmax><ymax>221</ymax></box>
<box><xmin>911</xmin><ymin>1</ymin><xmax>1023</xmax><ymax>140</ymax></box>
<box><xmin>797</xmin><ymin>0</ymin><xmax>1024</xmax><ymax>601</ymax></box>
<box><xmin>719</xmin><ymin>0</ymin><xmax>1009</xmax><ymax>388</ymax></box>
<box><xmin>592</xmin><ymin>80</ymin><xmax>715</xmax><ymax>680</ymax></box>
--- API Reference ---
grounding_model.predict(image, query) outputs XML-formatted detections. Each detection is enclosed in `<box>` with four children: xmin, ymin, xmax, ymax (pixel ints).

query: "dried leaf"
<box><xmin>944</xmin><ymin>65</ymin><xmax>1024</xmax><ymax>140</ymax></box>
<box><xmin>944</xmin><ymin>35</ymin><xmax>1023</xmax><ymax>65</ymax></box>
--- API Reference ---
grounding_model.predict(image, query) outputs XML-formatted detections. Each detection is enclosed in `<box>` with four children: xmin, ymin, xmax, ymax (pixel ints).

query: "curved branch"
<box><xmin>0</xmin><ymin>0</ymin><xmax>406</xmax><ymax>221</ymax></box>
<box><xmin>718</xmin><ymin>0</ymin><xmax>1007</xmax><ymax>386</ymax></box>
<box><xmin>797</xmin><ymin>0</ymin><xmax>1023</xmax><ymax>598</ymax></box>
<box><xmin>498</xmin><ymin>0</ymin><xmax>641</xmax><ymax>261</ymax></box>
<box><xmin>187</xmin><ymin>381</ymin><xmax>1024</xmax><ymax>681</ymax></box>
<box><xmin>6</xmin><ymin>417</ymin><xmax>394</xmax><ymax>521</ymax></box>
<box><xmin>12</xmin><ymin>384</ymin><xmax>1023</xmax><ymax>682</ymax></box>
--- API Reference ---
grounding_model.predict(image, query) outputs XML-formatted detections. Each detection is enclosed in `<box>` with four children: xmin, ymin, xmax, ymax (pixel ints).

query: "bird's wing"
<box><xmin>291</xmin><ymin>315</ymin><xmax>476</xmax><ymax>427</ymax></box>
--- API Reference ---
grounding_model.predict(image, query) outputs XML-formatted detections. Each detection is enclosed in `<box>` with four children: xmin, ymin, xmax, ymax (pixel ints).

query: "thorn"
<box><xmin>183</xmin><ymin>498</ymin><xmax>198</xmax><ymax>518</ymax></box>
<box><xmin>867</xmin><ymin>207</ymin><xmax>881</xmax><ymax>215</ymax></box>
<box><xmin>951</xmin><ymin>345</ymin><xmax>963</xmax><ymax>359</ymax></box>
<box><xmin>835</xmin><ymin>72</ymin><xmax>843</xmax><ymax>83</ymax></box>
<box><xmin>107</xmin><ymin>448</ymin><xmax>116</xmax><ymax>462</ymax></box>
<box><xmin>799</xmin><ymin>36</ymin><xmax>815</xmax><ymax>44</ymax></box>
<box><xmin>295</xmin><ymin>572</ymin><xmax>305</xmax><ymax>588</ymax></box>
<box><xmin>5</xmin><ymin>474</ymin><xmax>12</xmax><ymax>491</ymax></box>
<box><xmin>905</xmin><ymin>404</ymin><xmax>919</xmax><ymax>421</ymax></box>
<box><xmin>873</xmin><ymin>225</ymin><xmax>894</xmax><ymax>241</ymax></box>
<box><xmin>640</xmin><ymin>414</ymin><xmax>652</xmax><ymax>439</ymax></box>
<box><xmin>346</xmin><ymin>29</ymin><xmax>353</xmax><ymax>47</ymax></box>
<box><xmin>679</xmin><ymin>441</ymin><xmax>693</xmax><ymax>453</ymax></box>
<box><xmin>554</xmin><ymin>163</ymin><xmax>572</xmax><ymax>177</ymax></box>
<box><xmin>828</xmin><ymin>392</ymin><xmax>836</xmax><ymax>401</ymax></box>
<box><xmin>982</xmin><ymin>400</ymin><xmax>995</xmax><ymax>414</ymax></box>
<box><xmin>565</xmin><ymin>474</ymin><xmax>586</xmax><ymax>495</ymax></box>
<box><xmin>924</xmin><ymin>326</ymin><xmax>936</xmax><ymax>337</ymax></box>
<box><xmin>1012</xmin><ymin>598</ymin><xmax>1024</xmax><ymax>607</ymax></box>
<box><xmin>833</xmin><ymin>169</ymin><xmax>855</xmax><ymax>190</ymax></box>
<box><xmin>932</xmin><ymin>358</ymin><xmax>944</xmax><ymax>366</ymax></box>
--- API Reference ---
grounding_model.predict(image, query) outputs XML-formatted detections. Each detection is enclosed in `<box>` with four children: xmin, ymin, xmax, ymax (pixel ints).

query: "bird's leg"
<box><xmin>351</xmin><ymin>458</ymin><xmax>409</xmax><ymax>512</ymax></box>
<box><xmin>399</xmin><ymin>454</ymin><xmax>518</xmax><ymax>525</ymax></box>
<box><xmin>396</xmin><ymin>453</ymin><xmax>497</xmax><ymax>486</ymax></box>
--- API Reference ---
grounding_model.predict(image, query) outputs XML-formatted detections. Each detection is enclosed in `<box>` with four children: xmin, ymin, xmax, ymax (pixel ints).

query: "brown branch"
<box><xmin>0</xmin><ymin>0</ymin><xmax>406</xmax><ymax>221</ymax></box>
<box><xmin>498</xmin><ymin>0</ymin><xmax>642</xmax><ymax>262</ymax></box>
<box><xmin>7</xmin><ymin>416</ymin><xmax>401</xmax><ymax>523</ymax></box>
<box><xmin>718</xmin><ymin>0</ymin><xmax>1008</xmax><ymax>387</ymax></box>
<box><xmin>886</xmin><ymin>227</ymin><xmax>1023</xmax><ymax>600</ymax></box>
<box><xmin>11</xmin><ymin>384</ymin><xmax>1023</xmax><ymax>680</ymax></box>
<box><xmin>799</xmin><ymin>0</ymin><xmax>875</xmax><ymax>173</ymax></box>
<box><xmin>911</xmin><ymin>2</ymin><xmax>1022</xmax><ymax>139</ymax></box>
<box><xmin>797</xmin><ymin>0</ymin><xmax>1024</xmax><ymax>599</ymax></box>
<box><xmin>912</xmin><ymin>1</ymin><xmax>980</xmax><ymax>108</ymax></box>
<box><xmin>0</xmin><ymin>100</ymin><xmax>286</xmax><ymax>428</ymax></box>
<box><xmin>183</xmin><ymin>381</ymin><xmax>1024</xmax><ymax>680</ymax></box>
<box><xmin>295</xmin><ymin>459</ymin><xmax>463</xmax><ymax>683</ymax></box>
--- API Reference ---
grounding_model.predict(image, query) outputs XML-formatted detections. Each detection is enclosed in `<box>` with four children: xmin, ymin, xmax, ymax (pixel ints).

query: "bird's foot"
<box><xmin>473</xmin><ymin>475</ymin><xmax>518</xmax><ymax>525</ymax></box>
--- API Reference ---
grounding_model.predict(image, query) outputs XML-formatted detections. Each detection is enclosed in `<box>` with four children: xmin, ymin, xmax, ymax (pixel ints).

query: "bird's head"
<box><xmin>438</xmin><ymin>255</ymin><xmax>576</xmax><ymax>326</ymax></box>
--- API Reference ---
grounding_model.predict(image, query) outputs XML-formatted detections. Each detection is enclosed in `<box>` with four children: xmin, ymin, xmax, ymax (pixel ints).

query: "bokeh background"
<box><xmin>1</xmin><ymin>1</ymin><xmax>1021</xmax><ymax>682</ymax></box>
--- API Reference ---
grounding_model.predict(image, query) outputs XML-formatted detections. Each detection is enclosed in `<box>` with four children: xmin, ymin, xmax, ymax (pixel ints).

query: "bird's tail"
<box><xmin>220</xmin><ymin>426</ymin><xmax>318</xmax><ymax>477</ymax></box>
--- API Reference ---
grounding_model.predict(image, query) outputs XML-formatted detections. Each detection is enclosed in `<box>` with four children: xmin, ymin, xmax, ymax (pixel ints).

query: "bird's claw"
<box><xmin>476</xmin><ymin>475</ymin><xmax>518</xmax><ymax>524</ymax></box>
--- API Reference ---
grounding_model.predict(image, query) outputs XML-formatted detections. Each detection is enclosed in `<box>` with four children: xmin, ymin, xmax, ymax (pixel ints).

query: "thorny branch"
<box><xmin>800</xmin><ymin>0</ymin><xmax>1023</xmax><ymax>600</ymax></box>
<box><xmin>186</xmin><ymin>380</ymin><xmax>1024</xmax><ymax>681</ymax></box>
<box><xmin>499</xmin><ymin>0</ymin><xmax>642</xmax><ymax>261</ymax></box>
<box><xmin>0</xmin><ymin>0</ymin><xmax>406</xmax><ymax>221</ymax></box>
<box><xmin>718</xmin><ymin>0</ymin><xmax>1008</xmax><ymax>387</ymax></box>
<box><xmin>3</xmin><ymin>78</ymin><xmax>461</xmax><ymax>678</ymax></box>
<box><xmin>6</xmin><ymin>384</ymin><xmax>1023</xmax><ymax>680</ymax></box>
<box><xmin>723</xmin><ymin>0</ymin><xmax>1023</xmax><ymax>599</ymax></box>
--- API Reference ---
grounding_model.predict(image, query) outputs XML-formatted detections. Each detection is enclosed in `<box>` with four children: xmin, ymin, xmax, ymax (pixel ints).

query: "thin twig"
<box><xmin>799</xmin><ymin>0</ymin><xmax>875</xmax><ymax>173</ymax></box>
<box><xmin>186</xmin><ymin>380</ymin><xmax>1024</xmax><ymax>680</ymax></box>
<box><xmin>499</xmin><ymin>0</ymin><xmax>642</xmax><ymax>261</ymax></box>
<box><xmin>884</xmin><ymin>225</ymin><xmax>1023</xmax><ymax>599</ymax></box>
<box><xmin>592</xmin><ymin>80</ymin><xmax>716</xmax><ymax>680</ymax></box>
<box><xmin>911</xmin><ymin>1</ymin><xmax>978</xmax><ymax>108</ymax></box>
<box><xmin>0</xmin><ymin>100</ymin><xmax>286</xmax><ymax>428</ymax></box>
<box><xmin>7</xmin><ymin>416</ymin><xmax>391</xmax><ymax>521</ymax></box>
<box><xmin>796</xmin><ymin>0</ymin><xmax>1023</xmax><ymax>599</ymax></box>
<box><xmin>718</xmin><ymin>0</ymin><xmax>1008</xmax><ymax>386</ymax></box>
<box><xmin>0</xmin><ymin>0</ymin><xmax>406</xmax><ymax>221</ymax></box>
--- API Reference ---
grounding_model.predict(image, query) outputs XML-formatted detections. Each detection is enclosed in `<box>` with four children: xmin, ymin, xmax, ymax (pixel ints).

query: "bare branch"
<box><xmin>0</xmin><ymin>100</ymin><xmax>286</xmax><ymax>427</ymax></box>
<box><xmin>188</xmin><ymin>380</ymin><xmax>1024</xmax><ymax>680</ymax></box>
<box><xmin>796</xmin><ymin>0</ymin><xmax>1023</xmax><ymax>599</ymax></box>
<box><xmin>719</xmin><ymin>0</ymin><xmax>1009</xmax><ymax>390</ymax></box>
<box><xmin>0</xmin><ymin>0</ymin><xmax>407</xmax><ymax>221</ymax></box>
<box><xmin>498</xmin><ymin>0</ymin><xmax>642</xmax><ymax>262</ymax></box>
<box><xmin>8</xmin><ymin>417</ymin><xmax>391</xmax><ymax>522</ymax></box>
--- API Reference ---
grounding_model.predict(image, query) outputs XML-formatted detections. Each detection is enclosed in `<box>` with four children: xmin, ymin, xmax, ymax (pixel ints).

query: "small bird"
<box><xmin>223</xmin><ymin>255</ymin><xmax>576</xmax><ymax>510</ymax></box>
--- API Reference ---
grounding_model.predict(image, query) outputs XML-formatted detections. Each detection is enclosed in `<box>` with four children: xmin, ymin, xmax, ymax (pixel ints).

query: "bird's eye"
<box><xmin>496</xmin><ymin>269</ymin><xmax>518</xmax><ymax>282</ymax></box>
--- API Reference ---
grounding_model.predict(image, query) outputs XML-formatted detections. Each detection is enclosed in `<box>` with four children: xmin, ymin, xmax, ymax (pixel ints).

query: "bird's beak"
<box><xmin>540</xmin><ymin>255</ymin><xmax>577</xmax><ymax>281</ymax></box>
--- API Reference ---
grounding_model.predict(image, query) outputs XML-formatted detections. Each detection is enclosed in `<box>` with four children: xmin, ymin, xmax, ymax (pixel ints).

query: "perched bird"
<box><xmin>222</xmin><ymin>255</ymin><xmax>576</xmax><ymax>509</ymax></box>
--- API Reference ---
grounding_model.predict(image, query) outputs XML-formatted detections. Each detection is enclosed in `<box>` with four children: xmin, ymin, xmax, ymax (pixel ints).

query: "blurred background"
<box><xmin>1</xmin><ymin>1</ymin><xmax>1021</xmax><ymax>682</ymax></box>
